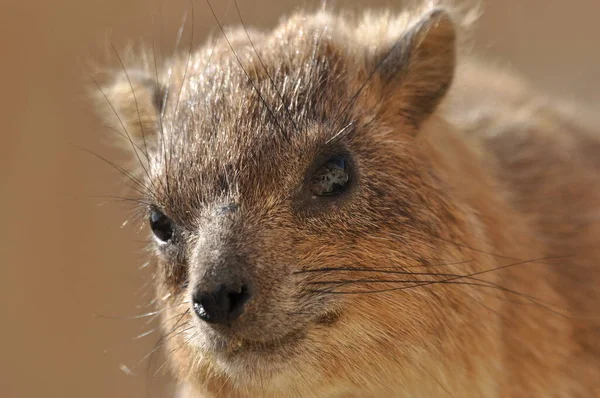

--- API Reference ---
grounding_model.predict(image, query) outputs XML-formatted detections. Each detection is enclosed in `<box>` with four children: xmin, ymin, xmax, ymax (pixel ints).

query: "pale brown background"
<box><xmin>1</xmin><ymin>0</ymin><xmax>598</xmax><ymax>397</ymax></box>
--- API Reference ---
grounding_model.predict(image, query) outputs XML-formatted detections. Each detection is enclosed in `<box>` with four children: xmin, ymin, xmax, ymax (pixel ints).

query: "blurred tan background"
<box><xmin>1</xmin><ymin>0</ymin><xmax>598</xmax><ymax>397</ymax></box>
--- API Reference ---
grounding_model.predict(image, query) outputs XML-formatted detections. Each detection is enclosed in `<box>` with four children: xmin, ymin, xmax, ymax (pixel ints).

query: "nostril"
<box><xmin>193</xmin><ymin>283</ymin><xmax>251</xmax><ymax>325</ymax></box>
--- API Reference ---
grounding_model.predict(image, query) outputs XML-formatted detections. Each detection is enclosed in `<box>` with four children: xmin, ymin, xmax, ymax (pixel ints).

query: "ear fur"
<box><xmin>92</xmin><ymin>68</ymin><xmax>164</xmax><ymax>157</ymax></box>
<box><xmin>376</xmin><ymin>9</ymin><xmax>456</xmax><ymax>126</ymax></box>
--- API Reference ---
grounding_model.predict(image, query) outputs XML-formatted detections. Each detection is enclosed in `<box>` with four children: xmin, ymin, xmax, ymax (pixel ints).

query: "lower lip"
<box><xmin>201</xmin><ymin>326</ymin><xmax>306</xmax><ymax>361</ymax></box>
<box><xmin>198</xmin><ymin>311</ymin><xmax>339</xmax><ymax>359</ymax></box>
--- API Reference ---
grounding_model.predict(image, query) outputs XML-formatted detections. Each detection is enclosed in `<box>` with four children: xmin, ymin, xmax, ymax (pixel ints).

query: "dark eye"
<box><xmin>309</xmin><ymin>155</ymin><xmax>350</xmax><ymax>197</ymax></box>
<box><xmin>149</xmin><ymin>209</ymin><xmax>174</xmax><ymax>243</ymax></box>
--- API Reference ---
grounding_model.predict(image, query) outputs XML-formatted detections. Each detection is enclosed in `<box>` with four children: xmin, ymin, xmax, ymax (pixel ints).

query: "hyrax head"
<box><xmin>96</xmin><ymin>3</ymin><xmax>465</xmax><ymax>389</ymax></box>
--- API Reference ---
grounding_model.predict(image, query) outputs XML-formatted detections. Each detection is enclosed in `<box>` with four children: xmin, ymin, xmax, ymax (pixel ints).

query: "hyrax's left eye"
<box><xmin>309</xmin><ymin>156</ymin><xmax>350</xmax><ymax>196</ymax></box>
<box><xmin>149</xmin><ymin>209</ymin><xmax>174</xmax><ymax>243</ymax></box>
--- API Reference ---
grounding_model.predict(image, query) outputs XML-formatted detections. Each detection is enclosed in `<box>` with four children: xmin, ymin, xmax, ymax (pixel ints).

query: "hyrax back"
<box><xmin>95</xmin><ymin>2</ymin><xmax>600</xmax><ymax>397</ymax></box>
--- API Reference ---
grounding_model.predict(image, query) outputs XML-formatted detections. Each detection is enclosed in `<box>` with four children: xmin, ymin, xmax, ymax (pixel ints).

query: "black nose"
<box><xmin>192</xmin><ymin>283</ymin><xmax>251</xmax><ymax>325</ymax></box>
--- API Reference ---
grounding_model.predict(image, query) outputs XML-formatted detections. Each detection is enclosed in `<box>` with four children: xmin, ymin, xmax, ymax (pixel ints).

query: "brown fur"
<box><xmin>95</xmin><ymin>3</ymin><xmax>600</xmax><ymax>397</ymax></box>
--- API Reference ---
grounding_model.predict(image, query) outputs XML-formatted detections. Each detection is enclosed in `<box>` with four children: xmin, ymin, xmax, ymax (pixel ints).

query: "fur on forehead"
<box><xmin>94</xmin><ymin>1</ymin><xmax>466</xmax><ymax>215</ymax></box>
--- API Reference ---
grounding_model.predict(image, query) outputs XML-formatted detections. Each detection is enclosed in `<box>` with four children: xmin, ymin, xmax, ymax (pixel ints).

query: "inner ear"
<box><xmin>93</xmin><ymin>69</ymin><xmax>164</xmax><ymax>157</ymax></box>
<box><xmin>376</xmin><ymin>9</ymin><xmax>456</xmax><ymax>127</ymax></box>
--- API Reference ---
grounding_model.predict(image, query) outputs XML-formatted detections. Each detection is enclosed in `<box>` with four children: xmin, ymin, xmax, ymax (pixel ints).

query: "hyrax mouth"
<box><xmin>225</xmin><ymin>328</ymin><xmax>307</xmax><ymax>356</ymax></box>
<box><xmin>197</xmin><ymin>308</ymin><xmax>342</xmax><ymax>359</ymax></box>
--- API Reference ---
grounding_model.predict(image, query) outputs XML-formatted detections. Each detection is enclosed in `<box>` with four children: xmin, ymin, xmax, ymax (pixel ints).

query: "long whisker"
<box><xmin>74</xmin><ymin>145</ymin><xmax>153</xmax><ymax>199</ymax></box>
<box><xmin>306</xmin><ymin>255</ymin><xmax>573</xmax><ymax>317</ymax></box>
<box><xmin>325</xmin><ymin>121</ymin><xmax>355</xmax><ymax>145</ymax></box>
<box><xmin>297</xmin><ymin>263</ymin><xmax>510</xmax><ymax>295</ymax></box>
<box><xmin>133</xmin><ymin>328</ymin><xmax>158</xmax><ymax>340</ymax></box>
<box><xmin>294</xmin><ymin>261</ymin><xmax>474</xmax><ymax>275</ymax></box>
<box><xmin>90</xmin><ymin>195</ymin><xmax>153</xmax><ymax>207</ymax></box>
<box><xmin>111</xmin><ymin>44</ymin><xmax>152</xmax><ymax>158</ymax></box>
<box><xmin>152</xmin><ymin>329</ymin><xmax>198</xmax><ymax>377</ymax></box>
<box><xmin>94</xmin><ymin>310</ymin><xmax>163</xmax><ymax>321</ymax></box>
<box><xmin>90</xmin><ymin>75</ymin><xmax>150</xmax><ymax>162</ymax></box>
<box><xmin>233</xmin><ymin>0</ymin><xmax>299</xmax><ymax>132</ymax></box>
<box><xmin>151</xmin><ymin>13</ymin><xmax>171</xmax><ymax>202</ymax></box>
<box><xmin>99</xmin><ymin>124</ymin><xmax>151</xmax><ymax>157</ymax></box>
<box><xmin>330</xmin><ymin>32</ymin><xmax>404</xmax><ymax>130</ymax></box>
<box><xmin>160</xmin><ymin>9</ymin><xmax>190</xmax><ymax>201</ymax></box>
<box><xmin>173</xmin><ymin>0</ymin><xmax>195</xmax><ymax>119</ymax></box>
<box><xmin>309</xmin><ymin>255</ymin><xmax>571</xmax><ymax>294</ymax></box>
<box><xmin>138</xmin><ymin>309</ymin><xmax>192</xmax><ymax>369</ymax></box>
<box><xmin>94</xmin><ymin>300</ymin><xmax>189</xmax><ymax>321</ymax></box>
<box><xmin>205</xmin><ymin>0</ymin><xmax>290</xmax><ymax>143</ymax></box>
<box><xmin>310</xmin><ymin>276</ymin><xmax>566</xmax><ymax>315</ymax></box>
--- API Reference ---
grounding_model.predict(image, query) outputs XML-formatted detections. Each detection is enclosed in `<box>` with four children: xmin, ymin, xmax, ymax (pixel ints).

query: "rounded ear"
<box><xmin>376</xmin><ymin>9</ymin><xmax>456</xmax><ymax>127</ymax></box>
<box><xmin>92</xmin><ymin>69</ymin><xmax>165</xmax><ymax>158</ymax></box>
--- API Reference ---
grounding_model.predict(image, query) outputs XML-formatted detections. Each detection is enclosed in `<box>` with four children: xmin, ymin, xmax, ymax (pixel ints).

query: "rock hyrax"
<box><xmin>95</xmin><ymin>2</ymin><xmax>600</xmax><ymax>396</ymax></box>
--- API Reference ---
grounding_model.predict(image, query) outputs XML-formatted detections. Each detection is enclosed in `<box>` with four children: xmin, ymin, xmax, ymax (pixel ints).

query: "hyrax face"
<box><xmin>97</xmin><ymin>4</ymin><xmax>474</xmax><ymax>392</ymax></box>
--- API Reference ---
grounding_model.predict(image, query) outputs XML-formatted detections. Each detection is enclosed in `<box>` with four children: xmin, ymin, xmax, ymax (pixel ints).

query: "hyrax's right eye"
<box><xmin>309</xmin><ymin>155</ymin><xmax>350</xmax><ymax>197</ymax></box>
<box><xmin>149</xmin><ymin>209</ymin><xmax>174</xmax><ymax>243</ymax></box>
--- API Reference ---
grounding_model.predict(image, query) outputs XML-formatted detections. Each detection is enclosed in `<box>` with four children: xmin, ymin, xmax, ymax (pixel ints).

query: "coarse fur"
<box><xmin>94</xmin><ymin>1</ymin><xmax>600</xmax><ymax>396</ymax></box>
